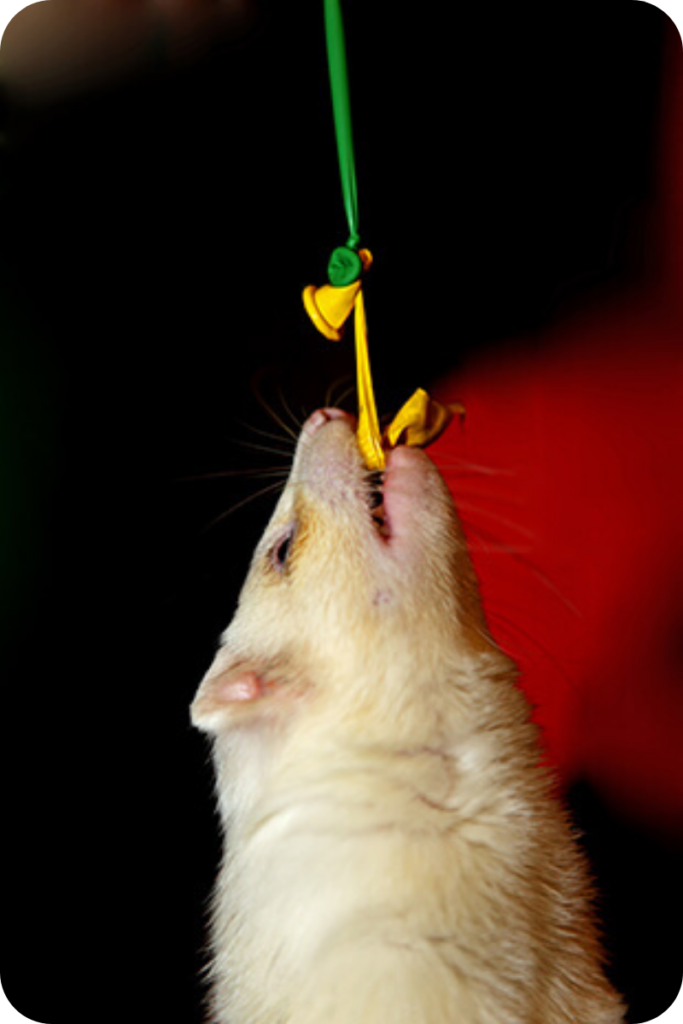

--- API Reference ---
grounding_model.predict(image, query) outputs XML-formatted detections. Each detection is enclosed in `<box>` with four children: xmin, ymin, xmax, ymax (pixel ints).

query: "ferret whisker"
<box><xmin>437</xmin><ymin>458</ymin><xmax>517</xmax><ymax>479</ymax></box>
<box><xmin>460</xmin><ymin>509</ymin><xmax>578</xmax><ymax>615</ymax></box>
<box><xmin>253</xmin><ymin>387</ymin><xmax>300</xmax><ymax>443</ymax></box>
<box><xmin>276</xmin><ymin>385</ymin><xmax>305</xmax><ymax>434</ymax></box>
<box><xmin>505</xmin><ymin>553</ymin><xmax>582</xmax><ymax>616</ymax></box>
<box><xmin>176</xmin><ymin>467</ymin><xmax>290</xmax><ymax>483</ymax></box>
<box><xmin>485</xmin><ymin>606</ymin><xmax>580</xmax><ymax>695</ymax></box>
<box><xmin>231</xmin><ymin>437</ymin><xmax>295</xmax><ymax>459</ymax></box>
<box><xmin>467</xmin><ymin>540</ymin><xmax>532</xmax><ymax>557</ymax></box>
<box><xmin>324</xmin><ymin>374</ymin><xmax>355</xmax><ymax>410</ymax></box>
<box><xmin>199</xmin><ymin>481</ymin><xmax>286</xmax><ymax>534</ymax></box>
<box><xmin>454</xmin><ymin>500</ymin><xmax>537</xmax><ymax>540</ymax></box>
<box><xmin>335</xmin><ymin>384</ymin><xmax>357</xmax><ymax>410</ymax></box>
<box><xmin>232</xmin><ymin>415</ymin><xmax>296</xmax><ymax>451</ymax></box>
<box><xmin>454</xmin><ymin>488</ymin><xmax>525</xmax><ymax>511</ymax></box>
<box><xmin>457</xmin><ymin>517</ymin><xmax>533</xmax><ymax>557</ymax></box>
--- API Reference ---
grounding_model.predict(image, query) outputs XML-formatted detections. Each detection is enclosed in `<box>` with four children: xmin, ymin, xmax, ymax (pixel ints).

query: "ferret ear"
<box><xmin>190</xmin><ymin>651</ymin><xmax>265</xmax><ymax>733</ymax></box>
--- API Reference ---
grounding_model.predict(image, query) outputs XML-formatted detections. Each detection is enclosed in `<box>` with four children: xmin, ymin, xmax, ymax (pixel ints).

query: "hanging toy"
<box><xmin>302</xmin><ymin>0</ymin><xmax>462</xmax><ymax>471</ymax></box>
<box><xmin>303</xmin><ymin>248</ymin><xmax>373</xmax><ymax>342</ymax></box>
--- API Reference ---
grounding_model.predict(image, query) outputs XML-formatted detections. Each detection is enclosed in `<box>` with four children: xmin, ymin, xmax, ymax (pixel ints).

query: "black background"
<box><xmin>0</xmin><ymin>2</ymin><xmax>680</xmax><ymax>1021</ymax></box>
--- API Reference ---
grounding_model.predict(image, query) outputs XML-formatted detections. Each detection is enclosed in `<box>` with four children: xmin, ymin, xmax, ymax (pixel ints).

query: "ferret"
<box><xmin>191</xmin><ymin>406</ymin><xmax>625</xmax><ymax>1024</ymax></box>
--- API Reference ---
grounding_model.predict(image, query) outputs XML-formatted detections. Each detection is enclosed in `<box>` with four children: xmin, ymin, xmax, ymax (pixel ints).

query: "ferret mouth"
<box><xmin>366</xmin><ymin>469</ymin><xmax>390</xmax><ymax>537</ymax></box>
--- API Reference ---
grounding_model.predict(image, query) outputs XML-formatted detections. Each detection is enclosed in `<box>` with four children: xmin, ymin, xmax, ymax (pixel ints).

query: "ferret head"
<box><xmin>192</xmin><ymin>408</ymin><xmax>498</xmax><ymax>739</ymax></box>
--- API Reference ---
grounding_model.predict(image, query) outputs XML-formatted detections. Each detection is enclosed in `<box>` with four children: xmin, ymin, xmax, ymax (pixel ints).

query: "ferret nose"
<box><xmin>303</xmin><ymin>407</ymin><xmax>357</xmax><ymax>437</ymax></box>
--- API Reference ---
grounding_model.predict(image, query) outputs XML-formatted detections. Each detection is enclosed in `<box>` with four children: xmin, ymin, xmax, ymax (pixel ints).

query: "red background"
<box><xmin>431</xmin><ymin>20</ymin><xmax>683</xmax><ymax>840</ymax></box>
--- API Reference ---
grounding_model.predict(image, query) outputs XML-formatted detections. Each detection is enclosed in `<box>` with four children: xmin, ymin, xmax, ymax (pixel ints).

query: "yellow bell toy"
<box><xmin>302</xmin><ymin>249</ymin><xmax>373</xmax><ymax>341</ymax></box>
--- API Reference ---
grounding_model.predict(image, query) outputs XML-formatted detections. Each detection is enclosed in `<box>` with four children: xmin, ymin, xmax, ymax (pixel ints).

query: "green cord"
<box><xmin>324</xmin><ymin>0</ymin><xmax>361</xmax><ymax>259</ymax></box>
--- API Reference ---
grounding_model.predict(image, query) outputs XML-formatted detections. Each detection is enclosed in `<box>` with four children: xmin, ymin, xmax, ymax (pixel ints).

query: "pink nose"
<box><xmin>303</xmin><ymin>407</ymin><xmax>357</xmax><ymax>437</ymax></box>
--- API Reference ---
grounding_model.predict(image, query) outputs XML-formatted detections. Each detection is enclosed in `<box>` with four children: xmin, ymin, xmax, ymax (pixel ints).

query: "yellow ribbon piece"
<box><xmin>303</xmin><ymin>254</ymin><xmax>462</xmax><ymax>470</ymax></box>
<box><xmin>353</xmin><ymin>289</ymin><xmax>386</xmax><ymax>470</ymax></box>
<box><xmin>385</xmin><ymin>388</ymin><xmax>465</xmax><ymax>450</ymax></box>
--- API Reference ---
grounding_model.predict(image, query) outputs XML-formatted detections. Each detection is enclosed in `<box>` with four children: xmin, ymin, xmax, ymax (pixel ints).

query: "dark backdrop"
<box><xmin>0</xmin><ymin>2</ymin><xmax>679</xmax><ymax>1021</ymax></box>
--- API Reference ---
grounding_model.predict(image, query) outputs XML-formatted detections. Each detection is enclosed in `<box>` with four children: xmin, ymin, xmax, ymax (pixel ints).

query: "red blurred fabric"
<box><xmin>430</xmin><ymin>19</ymin><xmax>683</xmax><ymax>834</ymax></box>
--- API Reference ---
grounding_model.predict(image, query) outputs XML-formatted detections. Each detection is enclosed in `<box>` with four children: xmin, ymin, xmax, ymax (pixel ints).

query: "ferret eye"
<box><xmin>270</xmin><ymin>527</ymin><xmax>295</xmax><ymax>571</ymax></box>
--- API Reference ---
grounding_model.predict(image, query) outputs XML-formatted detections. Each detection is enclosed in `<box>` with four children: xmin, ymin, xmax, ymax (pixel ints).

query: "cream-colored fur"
<box><xmin>191</xmin><ymin>409</ymin><xmax>624</xmax><ymax>1023</ymax></box>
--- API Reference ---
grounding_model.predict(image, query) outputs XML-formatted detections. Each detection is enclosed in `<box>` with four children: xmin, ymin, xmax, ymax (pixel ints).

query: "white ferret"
<box><xmin>191</xmin><ymin>407</ymin><xmax>625</xmax><ymax>1023</ymax></box>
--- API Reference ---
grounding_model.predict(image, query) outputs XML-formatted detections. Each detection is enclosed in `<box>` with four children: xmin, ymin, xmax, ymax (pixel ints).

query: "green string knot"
<box><xmin>327</xmin><ymin>245</ymin><xmax>363</xmax><ymax>286</ymax></box>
